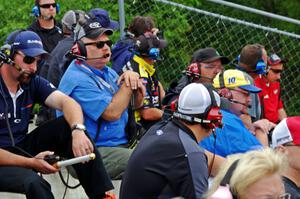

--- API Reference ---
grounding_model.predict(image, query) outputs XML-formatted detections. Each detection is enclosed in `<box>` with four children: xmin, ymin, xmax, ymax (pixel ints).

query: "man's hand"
<box><xmin>72</xmin><ymin>130</ymin><xmax>94</xmax><ymax>157</ymax></box>
<box><xmin>32</xmin><ymin>151</ymin><xmax>59</xmax><ymax>174</ymax></box>
<box><xmin>133</xmin><ymin>83</ymin><xmax>146</xmax><ymax>109</ymax></box>
<box><xmin>118</xmin><ymin>71</ymin><xmax>142</xmax><ymax>90</ymax></box>
<box><xmin>253</xmin><ymin>119</ymin><xmax>276</xmax><ymax>134</ymax></box>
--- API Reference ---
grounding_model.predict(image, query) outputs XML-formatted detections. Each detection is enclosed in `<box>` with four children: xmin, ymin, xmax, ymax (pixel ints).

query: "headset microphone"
<box><xmin>66</xmin><ymin>51</ymin><xmax>110</xmax><ymax>61</ymax></box>
<box><xmin>86</xmin><ymin>53</ymin><xmax>110</xmax><ymax>60</ymax></box>
<box><xmin>229</xmin><ymin>98</ymin><xmax>252</xmax><ymax>108</ymax></box>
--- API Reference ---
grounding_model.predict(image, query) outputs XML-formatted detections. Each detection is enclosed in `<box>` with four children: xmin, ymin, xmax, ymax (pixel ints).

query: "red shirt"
<box><xmin>254</xmin><ymin>76</ymin><xmax>283</xmax><ymax>123</ymax></box>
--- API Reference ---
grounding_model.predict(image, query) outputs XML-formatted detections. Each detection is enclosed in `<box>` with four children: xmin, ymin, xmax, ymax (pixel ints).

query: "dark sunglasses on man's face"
<box><xmin>84</xmin><ymin>40</ymin><xmax>113</xmax><ymax>49</ymax></box>
<box><xmin>16</xmin><ymin>52</ymin><xmax>38</xmax><ymax>64</ymax></box>
<box><xmin>39</xmin><ymin>3</ymin><xmax>57</xmax><ymax>9</ymax></box>
<box><xmin>270</xmin><ymin>68</ymin><xmax>283</xmax><ymax>74</ymax></box>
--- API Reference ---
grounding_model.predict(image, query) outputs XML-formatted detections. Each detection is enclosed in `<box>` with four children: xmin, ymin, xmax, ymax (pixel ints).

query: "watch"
<box><xmin>71</xmin><ymin>124</ymin><xmax>86</xmax><ymax>132</ymax></box>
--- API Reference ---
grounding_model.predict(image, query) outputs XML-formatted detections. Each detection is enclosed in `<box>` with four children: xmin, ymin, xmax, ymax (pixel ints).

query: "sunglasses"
<box><xmin>202</xmin><ymin>64</ymin><xmax>224</xmax><ymax>71</ymax></box>
<box><xmin>270</xmin><ymin>68</ymin><xmax>283</xmax><ymax>74</ymax></box>
<box><xmin>84</xmin><ymin>40</ymin><xmax>113</xmax><ymax>49</ymax></box>
<box><xmin>16</xmin><ymin>52</ymin><xmax>39</xmax><ymax>64</ymax></box>
<box><xmin>39</xmin><ymin>3</ymin><xmax>57</xmax><ymax>9</ymax></box>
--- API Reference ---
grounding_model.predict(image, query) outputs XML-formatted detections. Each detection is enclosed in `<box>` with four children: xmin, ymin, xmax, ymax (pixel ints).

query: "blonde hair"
<box><xmin>205</xmin><ymin>149</ymin><xmax>287</xmax><ymax>198</ymax></box>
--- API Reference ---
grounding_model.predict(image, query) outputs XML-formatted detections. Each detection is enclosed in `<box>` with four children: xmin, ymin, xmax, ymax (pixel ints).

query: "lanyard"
<box><xmin>78</xmin><ymin>63</ymin><xmax>116</xmax><ymax>94</ymax></box>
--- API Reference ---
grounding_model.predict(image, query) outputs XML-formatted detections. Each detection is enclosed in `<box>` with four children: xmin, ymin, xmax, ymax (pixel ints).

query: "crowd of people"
<box><xmin>0</xmin><ymin>0</ymin><xmax>298</xmax><ymax>199</ymax></box>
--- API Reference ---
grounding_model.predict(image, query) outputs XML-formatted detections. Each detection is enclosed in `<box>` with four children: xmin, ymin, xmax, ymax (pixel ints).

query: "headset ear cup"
<box><xmin>76</xmin><ymin>40</ymin><xmax>87</xmax><ymax>58</ymax></box>
<box><xmin>32</xmin><ymin>5</ymin><xmax>40</xmax><ymax>17</ymax></box>
<box><xmin>218</xmin><ymin>88</ymin><xmax>232</xmax><ymax>99</ymax></box>
<box><xmin>0</xmin><ymin>44</ymin><xmax>12</xmax><ymax>59</ymax></box>
<box><xmin>255</xmin><ymin>60</ymin><xmax>267</xmax><ymax>74</ymax></box>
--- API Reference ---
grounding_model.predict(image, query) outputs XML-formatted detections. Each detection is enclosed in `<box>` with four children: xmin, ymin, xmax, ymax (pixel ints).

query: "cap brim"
<box><xmin>21</xmin><ymin>48</ymin><xmax>49</xmax><ymax>57</ymax></box>
<box><xmin>239</xmin><ymin>85</ymin><xmax>261</xmax><ymax>93</ymax></box>
<box><xmin>86</xmin><ymin>28</ymin><xmax>113</xmax><ymax>39</ymax></box>
<box><xmin>109</xmin><ymin>20</ymin><xmax>119</xmax><ymax>30</ymax></box>
<box><xmin>203</xmin><ymin>56</ymin><xmax>230</xmax><ymax>65</ymax></box>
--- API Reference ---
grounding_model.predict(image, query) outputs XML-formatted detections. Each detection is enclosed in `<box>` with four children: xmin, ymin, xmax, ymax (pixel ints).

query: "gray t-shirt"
<box><xmin>245</xmin><ymin>73</ymin><xmax>261</xmax><ymax>121</ymax></box>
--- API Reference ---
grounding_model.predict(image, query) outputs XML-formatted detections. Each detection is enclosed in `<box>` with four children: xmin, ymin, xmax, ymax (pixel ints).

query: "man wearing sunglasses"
<box><xmin>58</xmin><ymin>16</ymin><xmax>145</xmax><ymax>180</ymax></box>
<box><xmin>28</xmin><ymin>0</ymin><xmax>63</xmax><ymax>57</ymax></box>
<box><xmin>0</xmin><ymin>30</ymin><xmax>113</xmax><ymax>198</ymax></box>
<box><xmin>255</xmin><ymin>53</ymin><xmax>287</xmax><ymax>124</ymax></box>
<box><xmin>28</xmin><ymin>0</ymin><xmax>64</xmax><ymax>126</ymax></box>
<box><xmin>272</xmin><ymin>116</ymin><xmax>300</xmax><ymax>199</ymax></box>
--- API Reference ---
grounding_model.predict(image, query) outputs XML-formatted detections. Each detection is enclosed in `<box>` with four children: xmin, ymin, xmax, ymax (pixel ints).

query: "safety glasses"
<box><xmin>39</xmin><ymin>3</ymin><xmax>57</xmax><ymax>9</ymax></box>
<box><xmin>84</xmin><ymin>40</ymin><xmax>113</xmax><ymax>49</ymax></box>
<box><xmin>16</xmin><ymin>52</ymin><xmax>39</xmax><ymax>64</ymax></box>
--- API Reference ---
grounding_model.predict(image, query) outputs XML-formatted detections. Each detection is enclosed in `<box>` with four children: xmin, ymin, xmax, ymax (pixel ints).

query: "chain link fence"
<box><xmin>120</xmin><ymin>0</ymin><xmax>300</xmax><ymax>116</ymax></box>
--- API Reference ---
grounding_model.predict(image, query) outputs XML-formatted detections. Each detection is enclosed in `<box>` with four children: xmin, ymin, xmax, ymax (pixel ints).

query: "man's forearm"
<box><xmin>102</xmin><ymin>83</ymin><xmax>133</xmax><ymax>121</ymax></box>
<box><xmin>61</xmin><ymin>97</ymin><xmax>84</xmax><ymax>127</ymax></box>
<box><xmin>0</xmin><ymin>149</ymin><xmax>34</xmax><ymax>168</ymax></box>
<box><xmin>278</xmin><ymin>108</ymin><xmax>287</xmax><ymax>121</ymax></box>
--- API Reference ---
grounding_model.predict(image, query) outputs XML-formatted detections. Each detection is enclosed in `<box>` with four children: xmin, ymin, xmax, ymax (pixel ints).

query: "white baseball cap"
<box><xmin>178</xmin><ymin>83</ymin><xmax>221</xmax><ymax>115</ymax></box>
<box><xmin>271</xmin><ymin>116</ymin><xmax>300</xmax><ymax>148</ymax></box>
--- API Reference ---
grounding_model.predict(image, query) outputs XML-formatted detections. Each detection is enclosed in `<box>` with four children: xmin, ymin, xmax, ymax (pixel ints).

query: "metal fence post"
<box><xmin>118</xmin><ymin>0</ymin><xmax>126</xmax><ymax>37</ymax></box>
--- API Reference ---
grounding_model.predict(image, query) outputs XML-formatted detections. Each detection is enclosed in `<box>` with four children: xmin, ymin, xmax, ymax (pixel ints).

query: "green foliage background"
<box><xmin>1</xmin><ymin>0</ymin><xmax>299</xmax><ymax>43</ymax></box>
<box><xmin>0</xmin><ymin>0</ymin><xmax>299</xmax><ymax>115</ymax></box>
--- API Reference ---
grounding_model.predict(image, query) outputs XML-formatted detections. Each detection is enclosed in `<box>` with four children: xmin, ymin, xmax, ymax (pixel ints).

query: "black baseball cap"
<box><xmin>135</xmin><ymin>35</ymin><xmax>167</xmax><ymax>54</ymax></box>
<box><xmin>191</xmin><ymin>47</ymin><xmax>230</xmax><ymax>65</ymax></box>
<box><xmin>77</xmin><ymin>14</ymin><xmax>113</xmax><ymax>40</ymax></box>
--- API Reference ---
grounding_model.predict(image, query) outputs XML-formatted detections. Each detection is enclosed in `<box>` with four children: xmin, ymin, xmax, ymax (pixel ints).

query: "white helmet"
<box><xmin>178</xmin><ymin>83</ymin><xmax>221</xmax><ymax>115</ymax></box>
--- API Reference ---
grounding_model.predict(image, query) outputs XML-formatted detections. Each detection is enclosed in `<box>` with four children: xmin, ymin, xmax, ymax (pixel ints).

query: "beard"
<box><xmin>17</xmin><ymin>71</ymin><xmax>35</xmax><ymax>84</ymax></box>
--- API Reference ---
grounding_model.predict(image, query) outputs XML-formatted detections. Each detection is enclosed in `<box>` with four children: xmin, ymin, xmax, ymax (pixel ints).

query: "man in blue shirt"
<box><xmin>0</xmin><ymin>30</ymin><xmax>113</xmax><ymax>198</ymax></box>
<box><xmin>58</xmin><ymin>14</ymin><xmax>144</xmax><ymax>180</ymax></box>
<box><xmin>201</xmin><ymin>69</ymin><xmax>265</xmax><ymax>157</ymax></box>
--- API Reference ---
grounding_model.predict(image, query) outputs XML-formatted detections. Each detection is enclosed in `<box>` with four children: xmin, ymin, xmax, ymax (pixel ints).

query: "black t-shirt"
<box><xmin>120</xmin><ymin>119</ymin><xmax>208</xmax><ymax>199</ymax></box>
<box><xmin>28</xmin><ymin>20</ymin><xmax>63</xmax><ymax>53</ymax></box>
<box><xmin>283</xmin><ymin>176</ymin><xmax>300</xmax><ymax>199</ymax></box>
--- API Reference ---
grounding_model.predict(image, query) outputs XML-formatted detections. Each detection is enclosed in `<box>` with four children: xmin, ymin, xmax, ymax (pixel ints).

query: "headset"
<box><xmin>66</xmin><ymin>17</ymin><xmax>111</xmax><ymax>61</ymax></box>
<box><xmin>217</xmin><ymin>71</ymin><xmax>252</xmax><ymax>109</ymax></box>
<box><xmin>211</xmin><ymin>159</ymin><xmax>240</xmax><ymax>199</ymax></box>
<box><xmin>184</xmin><ymin>62</ymin><xmax>214</xmax><ymax>83</ymax></box>
<box><xmin>184</xmin><ymin>63</ymin><xmax>201</xmax><ymax>82</ymax></box>
<box><xmin>133</xmin><ymin>34</ymin><xmax>161</xmax><ymax>60</ymax></box>
<box><xmin>32</xmin><ymin>2</ymin><xmax>60</xmax><ymax>18</ymax></box>
<box><xmin>173</xmin><ymin>84</ymin><xmax>222</xmax><ymax>129</ymax></box>
<box><xmin>233</xmin><ymin>49</ymin><xmax>267</xmax><ymax>75</ymax></box>
<box><xmin>1</xmin><ymin>30</ymin><xmax>39</xmax><ymax>84</ymax></box>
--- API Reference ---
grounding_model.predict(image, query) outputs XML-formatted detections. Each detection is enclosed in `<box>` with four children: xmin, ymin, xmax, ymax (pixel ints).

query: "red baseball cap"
<box><xmin>268</xmin><ymin>53</ymin><xmax>287</xmax><ymax>66</ymax></box>
<box><xmin>272</xmin><ymin>116</ymin><xmax>300</xmax><ymax>147</ymax></box>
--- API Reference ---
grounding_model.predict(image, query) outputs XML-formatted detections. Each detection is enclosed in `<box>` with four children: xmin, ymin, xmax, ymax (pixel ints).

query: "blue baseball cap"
<box><xmin>89</xmin><ymin>8</ymin><xmax>119</xmax><ymax>30</ymax></box>
<box><xmin>11</xmin><ymin>31</ymin><xmax>48</xmax><ymax>57</ymax></box>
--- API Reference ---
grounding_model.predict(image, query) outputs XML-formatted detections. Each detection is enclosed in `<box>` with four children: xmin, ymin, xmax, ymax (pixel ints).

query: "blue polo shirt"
<box><xmin>200</xmin><ymin>110</ymin><xmax>262</xmax><ymax>157</ymax></box>
<box><xmin>58</xmin><ymin>60</ymin><xmax>128</xmax><ymax>147</ymax></box>
<box><xmin>0</xmin><ymin>76</ymin><xmax>55</xmax><ymax>147</ymax></box>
